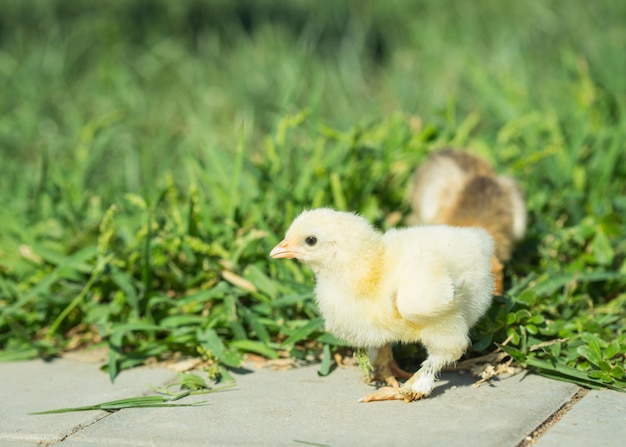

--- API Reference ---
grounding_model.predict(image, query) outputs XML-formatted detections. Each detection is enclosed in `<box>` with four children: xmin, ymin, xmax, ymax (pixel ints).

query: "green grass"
<box><xmin>1</xmin><ymin>0</ymin><xmax>625</xmax><ymax>391</ymax></box>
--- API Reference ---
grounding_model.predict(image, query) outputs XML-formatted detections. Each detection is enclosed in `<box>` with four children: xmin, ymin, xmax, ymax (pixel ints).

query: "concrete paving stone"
<box><xmin>535</xmin><ymin>389</ymin><xmax>626</xmax><ymax>447</ymax></box>
<box><xmin>60</xmin><ymin>364</ymin><xmax>579</xmax><ymax>447</ymax></box>
<box><xmin>0</xmin><ymin>442</ymin><xmax>43</xmax><ymax>447</ymax></box>
<box><xmin>0</xmin><ymin>358</ymin><xmax>178</xmax><ymax>446</ymax></box>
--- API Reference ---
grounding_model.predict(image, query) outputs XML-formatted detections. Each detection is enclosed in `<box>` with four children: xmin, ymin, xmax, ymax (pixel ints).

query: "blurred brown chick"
<box><xmin>270</xmin><ymin>208</ymin><xmax>495</xmax><ymax>402</ymax></box>
<box><xmin>408</xmin><ymin>148</ymin><xmax>527</xmax><ymax>294</ymax></box>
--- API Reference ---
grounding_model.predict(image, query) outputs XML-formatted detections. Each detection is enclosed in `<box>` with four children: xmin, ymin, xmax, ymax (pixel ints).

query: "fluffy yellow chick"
<box><xmin>270</xmin><ymin>208</ymin><xmax>495</xmax><ymax>402</ymax></box>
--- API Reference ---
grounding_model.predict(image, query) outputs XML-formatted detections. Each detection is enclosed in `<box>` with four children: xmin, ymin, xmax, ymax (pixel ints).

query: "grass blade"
<box><xmin>30</xmin><ymin>384</ymin><xmax>236</xmax><ymax>415</ymax></box>
<box><xmin>280</xmin><ymin>317</ymin><xmax>324</xmax><ymax>347</ymax></box>
<box><xmin>30</xmin><ymin>396</ymin><xmax>207</xmax><ymax>415</ymax></box>
<box><xmin>46</xmin><ymin>254</ymin><xmax>112</xmax><ymax>340</ymax></box>
<box><xmin>317</xmin><ymin>344</ymin><xmax>332</xmax><ymax>377</ymax></box>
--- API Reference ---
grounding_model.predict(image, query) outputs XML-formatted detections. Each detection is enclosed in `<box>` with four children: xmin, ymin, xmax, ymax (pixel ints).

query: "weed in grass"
<box><xmin>355</xmin><ymin>348</ymin><xmax>374</xmax><ymax>379</ymax></box>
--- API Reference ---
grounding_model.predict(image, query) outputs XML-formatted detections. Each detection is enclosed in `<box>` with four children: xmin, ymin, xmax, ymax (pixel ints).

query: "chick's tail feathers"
<box><xmin>491</xmin><ymin>256</ymin><xmax>504</xmax><ymax>296</ymax></box>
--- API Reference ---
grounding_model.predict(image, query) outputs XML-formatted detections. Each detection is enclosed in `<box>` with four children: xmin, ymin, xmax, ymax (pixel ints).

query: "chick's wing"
<box><xmin>384</xmin><ymin>230</ymin><xmax>458</xmax><ymax>324</ymax></box>
<box><xmin>395</xmin><ymin>261</ymin><xmax>457</xmax><ymax>324</ymax></box>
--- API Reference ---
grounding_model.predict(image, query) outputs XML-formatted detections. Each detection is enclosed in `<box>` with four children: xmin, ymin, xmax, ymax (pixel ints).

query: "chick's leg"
<box><xmin>359</xmin><ymin>355</ymin><xmax>450</xmax><ymax>403</ymax></box>
<box><xmin>401</xmin><ymin>353</ymin><xmax>453</xmax><ymax>401</ymax></box>
<box><xmin>359</xmin><ymin>325</ymin><xmax>468</xmax><ymax>403</ymax></box>
<box><xmin>367</xmin><ymin>344</ymin><xmax>413</xmax><ymax>388</ymax></box>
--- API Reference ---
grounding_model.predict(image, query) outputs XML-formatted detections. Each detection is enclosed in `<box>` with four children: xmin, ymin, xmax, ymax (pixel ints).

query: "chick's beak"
<box><xmin>269</xmin><ymin>239</ymin><xmax>298</xmax><ymax>259</ymax></box>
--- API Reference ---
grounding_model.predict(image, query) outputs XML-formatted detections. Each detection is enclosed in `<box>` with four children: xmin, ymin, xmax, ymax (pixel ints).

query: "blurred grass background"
<box><xmin>0</xmin><ymin>0</ymin><xmax>625</xmax><ymax>388</ymax></box>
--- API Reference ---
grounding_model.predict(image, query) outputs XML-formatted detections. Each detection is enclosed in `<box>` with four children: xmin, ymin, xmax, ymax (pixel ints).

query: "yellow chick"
<box><xmin>270</xmin><ymin>208</ymin><xmax>495</xmax><ymax>402</ymax></box>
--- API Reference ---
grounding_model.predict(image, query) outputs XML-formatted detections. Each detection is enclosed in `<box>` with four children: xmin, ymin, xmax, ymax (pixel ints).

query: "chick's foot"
<box><xmin>359</xmin><ymin>368</ymin><xmax>435</xmax><ymax>403</ymax></box>
<box><xmin>358</xmin><ymin>386</ymin><xmax>426</xmax><ymax>403</ymax></box>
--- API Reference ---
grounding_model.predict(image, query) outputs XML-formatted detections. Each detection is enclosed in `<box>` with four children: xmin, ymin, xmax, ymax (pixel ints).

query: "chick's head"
<box><xmin>269</xmin><ymin>208</ymin><xmax>381</xmax><ymax>272</ymax></box>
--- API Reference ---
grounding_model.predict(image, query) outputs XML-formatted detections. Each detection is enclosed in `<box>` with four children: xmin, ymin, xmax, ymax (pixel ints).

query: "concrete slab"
<box><xmin>60</xmin><ymin>364</ymin><xmax>579</xmax><ymax>447</ymax></box>
<box><xmin>535</xmin><ymin>389</ymin><xmax>626</xmax><ymax>447</ymax></box>
<box><xmin>0</xmin><ymin>358</ymin><xmax>178</xmax><ymax>445</ymax></box>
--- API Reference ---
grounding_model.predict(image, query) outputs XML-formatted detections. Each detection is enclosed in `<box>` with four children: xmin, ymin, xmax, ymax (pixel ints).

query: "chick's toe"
<box><xmin>358</xmin><ymin>386</ymin><xmax>406</xmax><ymax>403</ymax></box>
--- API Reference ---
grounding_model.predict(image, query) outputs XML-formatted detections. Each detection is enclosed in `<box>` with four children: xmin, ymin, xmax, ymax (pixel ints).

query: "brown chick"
<box><xmin>408</xmin><ymin>148</ymin><xmax>527</xmax><ymax>294</ymax></box>
<box><xmin>269</xmin><ymin>208</ymin><xmax>495</xmax><ymax>402</ymax></box>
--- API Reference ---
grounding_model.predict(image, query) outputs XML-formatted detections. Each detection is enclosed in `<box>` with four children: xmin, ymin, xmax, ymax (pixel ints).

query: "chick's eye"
<box><xmin>305</xmin><ymin>236</ymin><xmax>317</xmax><ymax>247</ymax></box>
